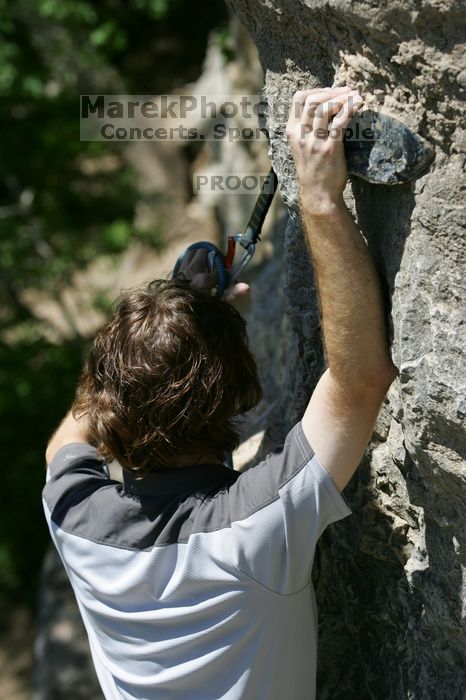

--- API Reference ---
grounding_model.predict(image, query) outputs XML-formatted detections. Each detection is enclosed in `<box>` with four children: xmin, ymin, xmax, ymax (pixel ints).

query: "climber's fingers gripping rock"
<box><xmin>286</xmin><ymin>85</ymin><xmax>363</xmax><ymax>215</ymax></box>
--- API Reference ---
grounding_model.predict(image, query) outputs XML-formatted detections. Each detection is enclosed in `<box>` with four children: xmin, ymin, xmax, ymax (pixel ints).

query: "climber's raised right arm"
<box><xmin>286</xmin><ymin>86</ymin><xmax>398</xmax><ymax>492</ymax></box>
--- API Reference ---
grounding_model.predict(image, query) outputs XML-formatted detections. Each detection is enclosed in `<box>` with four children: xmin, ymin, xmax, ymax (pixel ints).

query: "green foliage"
<box><xmin>0</xmin><ymin>338</ymin><xmax>87</xmax><ymax>605</ymax></box>
<box><xmin>0</xmin><ymin>0</ymin><xmax>227</xmax><ymax>607</ymax></box>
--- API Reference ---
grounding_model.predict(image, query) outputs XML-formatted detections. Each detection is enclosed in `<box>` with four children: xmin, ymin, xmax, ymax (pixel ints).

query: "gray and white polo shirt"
<box><xmin>43</xmin><ymin>421</ymin><xmax>352</xmax><ymax>700</ymax></box>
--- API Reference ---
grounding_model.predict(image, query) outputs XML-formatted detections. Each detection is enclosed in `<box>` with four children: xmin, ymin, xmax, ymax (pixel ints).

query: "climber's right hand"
<box><xmin>286</xmin><ymin>85</ymin><xmax>363</xmax><ymax>215</ymax></box>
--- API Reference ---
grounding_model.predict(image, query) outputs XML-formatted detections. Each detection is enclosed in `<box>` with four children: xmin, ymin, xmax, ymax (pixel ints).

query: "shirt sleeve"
<box><xmin>227</xmin><ymin>421</ymin><xmax>353</xmax><ymax>595</ymax></box>
<box><xmin>43</xmin><ymin>443</ymin><xmax>111</xmax><ymax>527</ymax></box>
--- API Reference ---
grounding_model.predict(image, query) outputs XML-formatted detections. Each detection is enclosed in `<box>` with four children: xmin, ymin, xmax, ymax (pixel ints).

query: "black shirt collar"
<box><xmin>122</xmin><ymin>462</ymin><xmax>239</xmax><ymax>496</ymax></box>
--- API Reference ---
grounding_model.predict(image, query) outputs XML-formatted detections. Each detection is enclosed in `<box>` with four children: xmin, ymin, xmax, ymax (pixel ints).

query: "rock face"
<box><xmin>226</xmin><ymin>1</ymin><xmax>465</xmax><ymax>698</ymax></box>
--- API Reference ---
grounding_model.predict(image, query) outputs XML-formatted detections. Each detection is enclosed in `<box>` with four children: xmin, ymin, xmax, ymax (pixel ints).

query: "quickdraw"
<box><xmin>172</xmin><ymin>168</ymin><xmax>278</xmax><ymax>298</ymax></box>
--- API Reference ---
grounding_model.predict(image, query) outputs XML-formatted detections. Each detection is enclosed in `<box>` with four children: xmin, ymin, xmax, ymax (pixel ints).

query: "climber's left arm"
<box><xmin>45</xmin><ymin>410</ymin><xmax>90</xmax><ymax>467</ymax></box>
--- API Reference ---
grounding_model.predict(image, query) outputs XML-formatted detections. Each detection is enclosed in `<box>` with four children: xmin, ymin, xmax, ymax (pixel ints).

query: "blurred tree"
<box><xmin>0</xmin><ymin>0</ymin><xmax>227</xmax><ymax>607</ymax></box>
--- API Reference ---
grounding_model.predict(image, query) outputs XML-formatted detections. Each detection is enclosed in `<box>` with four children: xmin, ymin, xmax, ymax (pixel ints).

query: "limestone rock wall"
<box><xmin>226</xmin><ymin>1</ymin><xmax>465</xmax><ymax>698</ymax></box>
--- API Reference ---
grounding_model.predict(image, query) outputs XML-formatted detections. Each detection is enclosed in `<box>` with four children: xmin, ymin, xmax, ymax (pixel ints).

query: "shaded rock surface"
<box><xmin>225</xmin><ymin>1</ymin><xmax>466</xmax><ymax>698</ymax></box>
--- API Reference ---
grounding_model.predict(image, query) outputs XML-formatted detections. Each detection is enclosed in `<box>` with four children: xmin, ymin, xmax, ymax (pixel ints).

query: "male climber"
<box><xmin>43</xmin><ymin>85</ymin><xmax>397</xmax><ymax>699</ymax></box>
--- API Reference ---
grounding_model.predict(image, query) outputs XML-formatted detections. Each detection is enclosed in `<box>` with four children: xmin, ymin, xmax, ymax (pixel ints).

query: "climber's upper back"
<box><xmin>43</xmin><ymin>420</ymin><xmax>352</xmax><ymax>700</ymax></box>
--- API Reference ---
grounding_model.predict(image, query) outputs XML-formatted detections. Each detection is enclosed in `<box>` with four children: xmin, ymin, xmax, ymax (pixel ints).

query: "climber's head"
<box><xmin>73</xmin><ymin>277</ymin><xmax>262</xmax><ymax>474</ymax></box>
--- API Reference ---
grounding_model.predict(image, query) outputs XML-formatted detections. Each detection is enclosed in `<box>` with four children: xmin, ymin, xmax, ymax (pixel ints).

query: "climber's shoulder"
<box><xmin>301</xmin><ymin>368</ymin><xmax>396</xmax><ymax>492</ymax></box>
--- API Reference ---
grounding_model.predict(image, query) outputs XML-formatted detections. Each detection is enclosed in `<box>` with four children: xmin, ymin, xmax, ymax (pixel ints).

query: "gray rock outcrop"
<box><xmin>226</xmin><ymin>1</ymin><xmax>466</xmax><ymax>698</ymax></box>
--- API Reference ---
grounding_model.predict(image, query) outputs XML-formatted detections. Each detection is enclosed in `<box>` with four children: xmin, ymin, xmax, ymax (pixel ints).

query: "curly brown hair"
<box><xmin>72</xmin><ymin>278</ymin><xmax>262</xmax><ymax>474</ymax></box>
